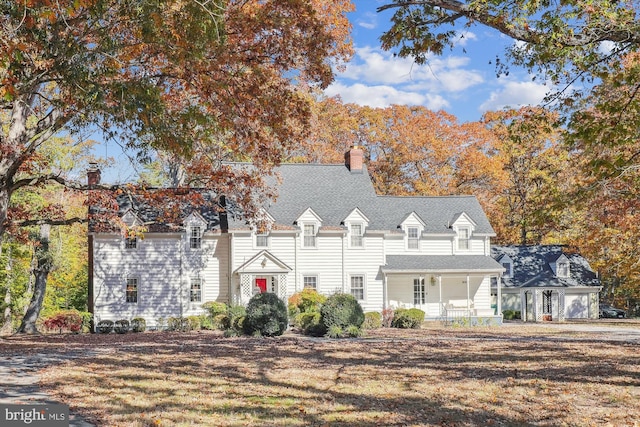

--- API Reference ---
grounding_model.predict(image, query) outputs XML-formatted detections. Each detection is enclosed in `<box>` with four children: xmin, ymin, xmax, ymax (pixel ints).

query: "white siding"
<box><xmin>564</xmin><ymin>293</ymin><xmax>589</xmax><ymax>318</ymax></box>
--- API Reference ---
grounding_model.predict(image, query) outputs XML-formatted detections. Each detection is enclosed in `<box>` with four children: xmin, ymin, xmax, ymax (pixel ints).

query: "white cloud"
<box><xmin>478</xmin><ymin>80</ymin><xmax>549</xmax><ymax>112</ymax></box>
<box><xmin>598</xmin><ymin>40</ymin><xmax>617</xmax><ymax>55</ymax></box>
<box><xmin>356</xmin><ymin>12</ymin><xmax>377</xmax><ymax>30</ymax></box>
<box><xmin>455</xmin><ymin>31</ymin><xmax>477</xmax><ymax>47</ymax></box>
<box><xmin>335</xmin><ymin>46</ymin><xmax>484</xmax><ymax>93</ymax></box>
<box><xmin>325</xmin><ymin>82</ymin><xmax>450</xmax><ymax>110</ymax></box>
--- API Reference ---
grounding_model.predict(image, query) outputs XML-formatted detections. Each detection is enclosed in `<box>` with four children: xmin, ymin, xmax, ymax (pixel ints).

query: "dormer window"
<box><xmin>557</xmin><ymin>260</ymin><xmax>570</xmax><ymax>278</ymax></box>
<box><xmin>190</xmin><ymin>226</ymin><xmax>202</xmax><ymax>249</ymax></box>
<box><xmin>502</xmin><ymin>262</ymin><xmax>512</xmax><ymax>277</ymax></box>
<box><xmin>256</xmin><ymin>231</ymin><xmax>269</xmax><ymax>248</ymax></box>
<box><xmin>407</xmin><ymin>227</ymin><xmax>419</xmax><ymax>250</ymax></box>
<box><xmin>125</xmin><ymin>236</ymin><xmax>137</xmax><ymax>249</ymax></box>
<box><xmin>350</xmin><ymin>223</ymin><xmax>363</xmax><ymax>248</ymax></box>
<box><xmin>303</xmin><ymin>224</ymin><xmax>317</xmax><ymax>248</ymax></box>
<box><xmin>457</xmin><ymin>228</ymin><xmax>470</xmax><ymax>250</ymax></box>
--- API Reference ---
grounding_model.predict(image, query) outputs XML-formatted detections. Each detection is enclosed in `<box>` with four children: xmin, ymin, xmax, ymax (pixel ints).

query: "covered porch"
<box><xmin>233</xmin><ymin>250</ymin><xmax>291</xmax><ymax>305</ymax></box>
<box><xmin>381</xmin><ymin>255</ymin><xmax>505</xmax><ymax>325</ymax></box>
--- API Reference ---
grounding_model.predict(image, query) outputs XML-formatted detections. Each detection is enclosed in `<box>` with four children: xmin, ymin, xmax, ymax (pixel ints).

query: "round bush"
<box><xmin>202</xmin><ymin>301</ymin><xmax>228</xmax><ymax>318</ymax></box>
<box><xmin>131</xmin><ymin>317</ymin><xmax>146</xmax><ymax>333</ymax></box>
<box><xmin>391</xmin><ymin>308</ymin><xmax>425</xmax><ymax>329</ymax></box>
<box><xmin>243</xmin><ymin>292</ymin><xmax>288</xmax><ymax>337</ymax></box>
<box><xmin>319</xmin><ymin>293</ymin><xmax>364</xmax><ymax>335</ymax></box>
<box><xmin>296</xmin><ymin>311</ymin><xmax>324</xmax><ymax>336</ymax></box>
<box><xmin>96</xmin><ymin>320</ymin><xmax>114</xmax><ymax>334</ymax></box>
<box><xmin>114</xmin><ymin>319</ymin><xmax>130</xmax><ymax>334</ymax></box>
<box><xmin>362</xmin><ymin>312</ymin><xmax>382</xmax><ymax>329</ymax></box>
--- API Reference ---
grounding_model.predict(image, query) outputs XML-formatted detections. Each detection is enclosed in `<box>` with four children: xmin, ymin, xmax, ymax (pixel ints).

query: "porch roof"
<box><xmin>382</xmin><ymin>255</ymin><xmax>504</xmax><ymax>274</ymax></box>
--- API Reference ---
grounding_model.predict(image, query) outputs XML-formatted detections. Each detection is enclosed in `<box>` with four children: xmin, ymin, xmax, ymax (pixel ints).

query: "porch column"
<box><xmin>382</xmin><ymin>273</ymin><xmax>388</xmax><ymax>310</ymax></box>
<box><xmin>497</xmin><ymin>274</ymin><xmax>502</xmax><ymax>317</ymax></box>
<box><xmin>466</xmin><ymin>274</ymin><xmax>470</xmax><ymax>312</ymax></box>
<box><xmin>438</xmin><ymin>275</ymin><xmax>442</xmax><ymax>315</ymax></box>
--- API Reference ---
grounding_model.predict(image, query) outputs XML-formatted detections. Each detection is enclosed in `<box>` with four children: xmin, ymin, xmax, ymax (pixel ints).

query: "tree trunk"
<box><xmin>16</xmin><ymin>225</ymin><xmax>51</xmax><ymax>334</ymax></box>
<box><xmin>0</xmin><ymin>186</ymin><xmax>9</xmax><ymax>238</ymax></box>
<box><xmin>1</xmin><ymin>243</ymin><xmax>13</xmax><ymax>335</ymax></box>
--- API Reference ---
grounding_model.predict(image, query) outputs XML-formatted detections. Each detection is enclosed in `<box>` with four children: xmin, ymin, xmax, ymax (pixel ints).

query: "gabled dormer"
<box><xmin>551</xmin><ymin>254</ymin><xmax>570</xmax><ymax>278</ymax></box>
<box><xmin>343</xmin><ymin>208</ymin><xmax>370</xmax><ymax>249</ymax></box>
<box><xmin>400</xmin><ymin>212</ymin><xmax>426</xmax><ymax>251</ymax></box>
<box><xmin>121</xmin><ymin>209</ymin><xmax>143</xmax><ymax>249</ymax></box>
<box><xmin>184</xmin><ymin>212</ymin><xmax>207</xmax><ymax>250</ymax></box>
<box><xmin>295</xmin><ymin>208</ymin><xmax>322</xmax><ymax>249</ymax></box>
<box><xmin>496</xmin><ymin>254</ymin><xmax>513</xmax><ymax>277</ymax></box>
<box><xmin>450</xmin><ymin>212</ymin><xmax>477</xmax><ymax>252</ymax></box>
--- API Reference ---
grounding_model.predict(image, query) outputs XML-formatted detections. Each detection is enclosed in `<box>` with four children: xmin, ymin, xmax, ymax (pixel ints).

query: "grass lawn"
<box><xmin>2</xmin><ymin>324</ymin><xmax>639</xmax><ymax>426</ymax></box>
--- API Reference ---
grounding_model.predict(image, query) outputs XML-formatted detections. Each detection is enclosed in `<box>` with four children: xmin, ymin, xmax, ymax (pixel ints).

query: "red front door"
<box><xmin>256</xmin><ymin>278</ymin><xmax>267</xmax><ymax>293</ymax></box>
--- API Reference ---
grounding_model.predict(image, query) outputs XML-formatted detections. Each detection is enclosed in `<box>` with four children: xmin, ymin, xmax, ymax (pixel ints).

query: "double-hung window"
<box><xmin>350</xmin><ymin>224</ymin><xmax>363</xmax><ymax>248</ymax></box>
<box><xmin>190</xmin><ymin>226</ymin><xmax>202</xmax><ymax>249</ymax></box>
<box><xmin>303</xmin><ymin>275</ymin><xmax>317</xmax><ymax>290</ymax></box>
<box><xmin>126</xmin><ymin>278</ymin><xmax>138</xmax><ymax>303</ymax></box>
<box><xmin>256</xmin><ymin>232</ymin><xmax>269</xmax><ymax>248</ymax></box>
<box><xmin>303</xmin><ymin>224</ymin><xmax>317</xmax><ymax>248</ymax></box>
<box><xmin>407</xmin><ymin>227</ymin><xmax>419</xmax><ymax>250</ymax></box>
<box><xmin>458</xmin><ymin>228</ymin><xmax>470</xmax><ymax>250</ymax></box>
<box><xmin>557</xmin><ymin>261</ymin><xmax>569</xmax><ymax>277</ymax></box>
<box><xmin>350</xmin><ymin>275</ymin><xmax>364</xmax><ymax>300</ymax></box>
<box><xmin>125</xmin><ymin>236</ymin><xmax>137</xmax><ymax>249</ymax></box>
<box><xmin>190</xmin><ymin>277</ymin><xmax>202</xmax><ymax>302</ymax></box>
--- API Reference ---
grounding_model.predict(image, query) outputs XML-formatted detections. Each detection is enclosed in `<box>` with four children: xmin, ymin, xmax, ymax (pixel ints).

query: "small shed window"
<box><xmin>126</xmin><ymin>278</ymin><xmax>138</xmax><ymax>303</ymax></box>
<box><xmin>557</xmin><ymin>261</ymin><xmax>569</xmax><ymax>278</ymax></box>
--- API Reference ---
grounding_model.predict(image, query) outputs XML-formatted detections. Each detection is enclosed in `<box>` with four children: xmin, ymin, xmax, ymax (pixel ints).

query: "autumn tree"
<box><xmin>0</xmin><ymin>0</ymin><xmax>353</xmax><ymax>238</ymax></box>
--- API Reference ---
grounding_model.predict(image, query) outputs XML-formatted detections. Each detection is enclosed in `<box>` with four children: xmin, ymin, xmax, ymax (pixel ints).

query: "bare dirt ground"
<box><xmin>1</xmin><ymin>322</ymin><xmax>639</xmax><ymax>427</ymax></box>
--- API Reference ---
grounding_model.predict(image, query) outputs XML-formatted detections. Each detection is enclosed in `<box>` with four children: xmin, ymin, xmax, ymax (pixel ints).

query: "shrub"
<box><xmin>220</xmin><ymin>305</ymin><xmax>246</xmax><ymax>330</ymax></box>
<box><xmin>156</xmin><ymin>317</ymin><xmax>166</xmax><ymax>331</ymax></box>
<box><xmin>167</xmin><ymin>317</ymin><xmax>190</xmax><ymax>332</ymax></box>
<box><xmin>131</xmin><ymin>317</ymin><xmax>146</xmax><ymax>333</ymax></box>
<box><xmin>319</xmin><ymin>293</ymin><xmax>364</xmax><ymax>336</ymax></box>
<box><xmin>296</xmin><ymin>310</ymin><xmax>324</xmax><ymax>336</ymax></box>
<box><xmin>96</xmin><ymin>320</ymin><xmax>114</xmax><ymax>334</ymax></box>
<box><xmin>187</xmin><ymin>315</ymin><xmax>202</xmax><ymax>331</ymax></box>
<box><xmin>199</xmin><ymin>314</ymin><xmax>214</xmax><ymax>330</ymax></box>
<box><xmin>362</xmin><ymin>312</ymin><xmax>382</xmax><ymax>329</ymax></box>
<box><xmin>381</xmin><ymin>307</ymin><xmax>394</xmax><ymax>328</ymax></box>
<box><xmin>345</xmin><ymin>325</ymin><xmax>363</xmax><ymax>337</ymax></box>
<box><xmin>503</xmin><ymin>310</ymin><xmax>521</xmax><ymax>320</ymax></box>
<box><xmin>391</xmin><ymin>308</ymin><xmax>425</xmax><ymax>329</ymax></box>
<box><xmin>114</xmin><ymin>319</ymin><xmax>130</xmax><ymax>334</ymax></box>
<box><xmin>202</xmin><ymin>301</ymin><xmax>227</xmax><ymax>318</ymax></box>
<box><xmin>43</xmin><ymin>310</ymin><xmax>83</xmax><ymax>334</ymax></box>
<box><xmin>243</xmin><ymin>292</ymin><xmax>288</xmax><ymax>337</ymax></box>
<box><xmin>326</xmin><ymin>325</ymin><xmax>343</xmax><ymax>338</ymax></box>
<box><xmin>288</xmin><ymin>288</ymin><xmax>326</xmax><ymax>316</ymax></box>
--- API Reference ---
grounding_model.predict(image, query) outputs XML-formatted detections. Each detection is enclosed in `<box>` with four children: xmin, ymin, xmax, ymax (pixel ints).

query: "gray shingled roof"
<box><xmin>383</xmin><ymin>255</ymin><xmax>504</xmax><ymax>273</ymax></box>
<box><xmin>103</xmin><ymin>162</ymin><xmax>497</xmax><ymax>236</ymax></box>
<box><xmin>491</xmin><ymin>245</ymin><xmax>601</xmax><ymax>288</ymax></box>
<box><xmin>232</xmin><ymin>163</ymin><xmax>496</xmax><ymax>235</ymax></box>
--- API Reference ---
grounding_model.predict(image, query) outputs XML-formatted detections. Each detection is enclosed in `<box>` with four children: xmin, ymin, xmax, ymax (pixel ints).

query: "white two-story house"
<box><xmin>88</xmin><ymin>147</ymin><xmax>505</xmax><ymax>327</ymax></box>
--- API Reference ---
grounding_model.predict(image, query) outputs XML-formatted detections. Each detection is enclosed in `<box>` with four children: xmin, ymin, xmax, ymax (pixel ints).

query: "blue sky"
<box><xmin>332</xmin><ymin>0</ymin><xmax>550</xmax><ymax>123</ymax></box>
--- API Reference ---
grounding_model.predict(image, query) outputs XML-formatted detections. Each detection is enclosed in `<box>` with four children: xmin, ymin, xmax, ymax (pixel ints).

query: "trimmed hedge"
<box><xmin>319</xmin><ymin>293</ymin><xmax>364</xmax><ymax>337</ymax></box>
<box><xmin>243</xmin><ymin>292</ymin><xmax>288</xmax><ymax>337</ymax></box>
<box><xmin>503</xmin><ymin>310</ymin><xmax>521</xmax><ymax>320</ymax></box>
<box><xmin>114</xmin><ymin>319</ymin><xmax>130</xmax><ymax>334</ymax></box>
<box><xmin>131</xmin><ymin>317</ymin><xmax>146</xmax><ymax>333</ymax></box>
<box><xmin>391</xmin><ymin>308</ymin><xmax>425</xmax><ymax>329</ymax></box>
<box><xmin>96</xmin><ymin>320</ymin><xmax>114</xmax><ymax>334</ymax></box>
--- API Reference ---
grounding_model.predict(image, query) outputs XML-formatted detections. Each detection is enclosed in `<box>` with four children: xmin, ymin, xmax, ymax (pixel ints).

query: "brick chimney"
<box><xmin>87</xmin><ymin>163</ymin><xmax>101</xmax><ymax>187</ymax></box>
<box><xmin>344</xmin><ymin>146</ymin><xmax>364</xmax><ymax>173</ymax></box>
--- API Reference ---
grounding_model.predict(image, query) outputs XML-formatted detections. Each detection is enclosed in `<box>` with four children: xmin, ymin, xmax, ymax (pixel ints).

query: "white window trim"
<box><xmin>556</xmin><ymin>261</ymin><xmax>570</xmax><ymax>278</ymax></box>
<box><xmin>124</xmin><ymin>236</ymin><xmax>137</xmax><ymax>250</ymax></box>
<box><xmin>190</xmin><ymin>277</ymin><xmax>203</xmax><ymax>302</ymax></box>
<box><xmin>349</xmin><ymin>274</ymin><xmax>366</xmax><ymax>301</ymax></box>
<box><xmin>456</xmin><ymin>227</ymin><xmax>471</xmax><ymax>251</ymax></box>
<box><xmin>302</xmin><ymin>275</ymin><xmax>318</xmax><ymax>290</ymax></box>
<box><xmin>502</xmin><ymin>262</ymin><xmax>512</xmax><ymax>277</ymax></box>
<box><xmin>255</xmin><ymin>231</ymin><xmax>270</xmax><ymax>249</ymax></box>
<box><xmin>126</xmin><ymin>276</ymin><xmax>139</xmax><ymax>304</ymax></box>
<box><xmin>189</xmin><ymin>225</ymin><xmax>203</xmax><ymax>250</ymax></box>
<box><xmin>349</xmin><ymin>223</ymin><xmax>364</xmax><ymax>249</ymax></box>
<box><xmin>302</xmin><ymin>223</ymin><xmax>318</xmax><ymax>249</ymax></box>
<box><xmin>406</xmin><ymin>226</ymin><xmax>420</xmax><ymax>250</ymax></box>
